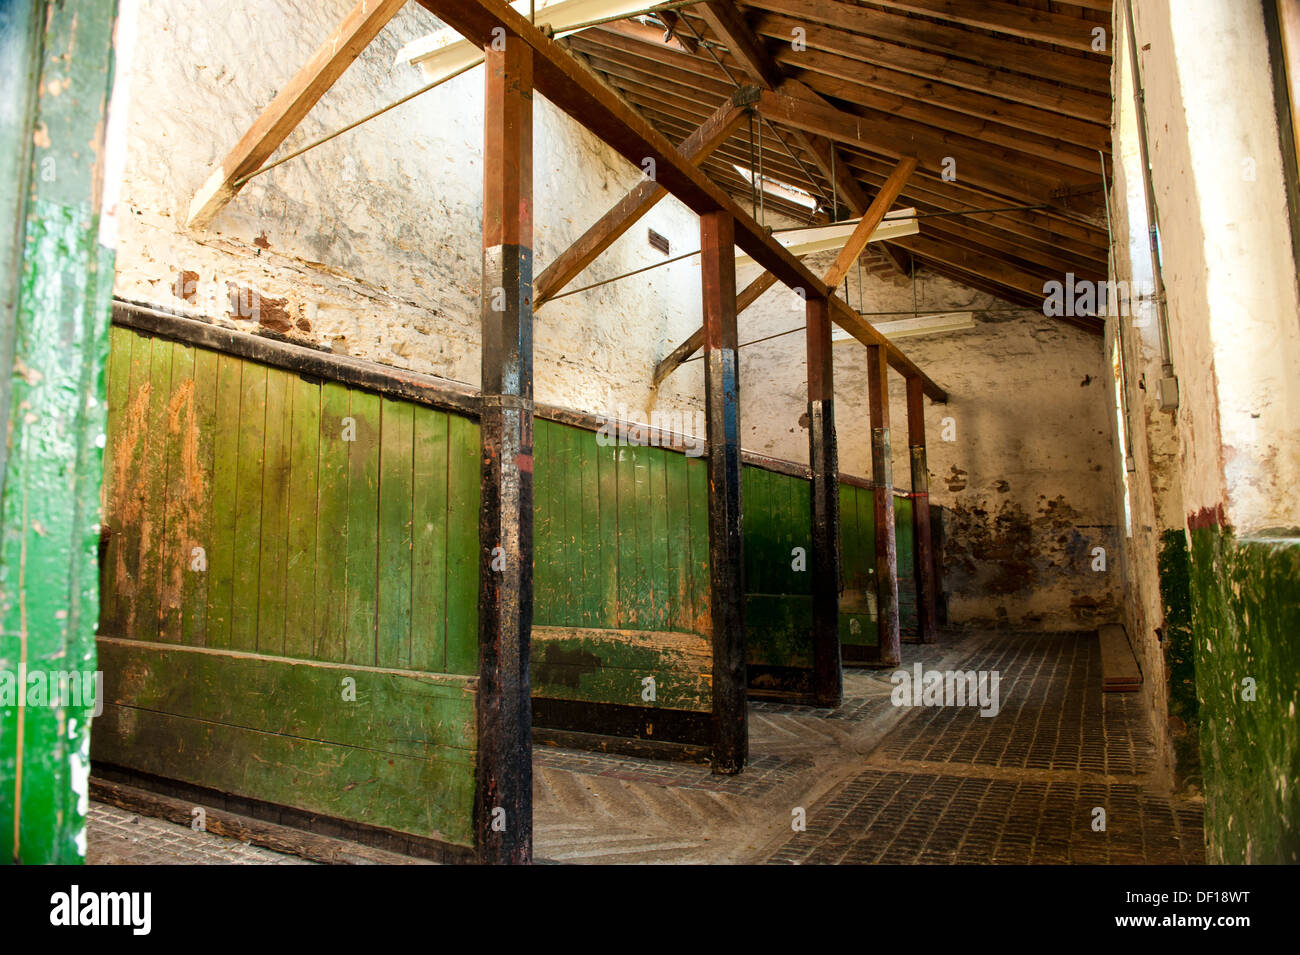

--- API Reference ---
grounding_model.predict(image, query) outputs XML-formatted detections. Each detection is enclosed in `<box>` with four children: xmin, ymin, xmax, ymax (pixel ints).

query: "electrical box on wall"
<box><xmin>1157</xmin><ymin>375</ymin><xmax>1179</xmax><ymax>411</ymax></box>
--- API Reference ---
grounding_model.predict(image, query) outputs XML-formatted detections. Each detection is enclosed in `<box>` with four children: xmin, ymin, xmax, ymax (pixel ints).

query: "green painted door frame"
<box><xmin>0</xmin><ymin>0</ymin><xmax>121</xmax><ymax>864</ymax></box>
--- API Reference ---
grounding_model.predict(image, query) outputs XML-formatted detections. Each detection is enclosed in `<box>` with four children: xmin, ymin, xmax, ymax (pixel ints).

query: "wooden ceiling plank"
<box><xmin>740</xmin><ymin>0</ymin><xmax>1109</xmax><ymax>90</ymax></box>
<box><xmin>778</xmin><ymin>47</ymin><xmax>1111</xmax><ymax>153</ymax></box>
<box><xmin>757</xmin><ymin>89</ymin><xmax>1095</xmax><ymax>205</ymax></box>
<box><xmin>748</xmin><ymin>8</ymin><xmax>1109</xmax><ymax>121</ymax></box>
<box><xmin>863</xmin><ymin>0</ymin><xmax>1110</xmax><ymax>52</ymax></box>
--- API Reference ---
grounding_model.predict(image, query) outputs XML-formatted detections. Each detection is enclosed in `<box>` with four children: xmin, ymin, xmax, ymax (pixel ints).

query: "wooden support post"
<box><xmin>475</xmin><ymin>39</ymin><xmax>534</xmax><ymax>865</ymax></box>
<box><xmin>907</xmin><ymin>378</ymin><xmax>939</xmax><ymax>645</ymax></box>
<box><xmin>806</xmin><ymin>294</ymin><xmax>842</xmax><ymax>706</ymax></box>
<box><xmin>700</xmin><ymin>209</ymin><xmax>746</xmax><ymax>775</ymax></box>
<box><xmin>867</xmin><ymin>345</ymin><xmax>901</xmax><ymax>667</ymax></box>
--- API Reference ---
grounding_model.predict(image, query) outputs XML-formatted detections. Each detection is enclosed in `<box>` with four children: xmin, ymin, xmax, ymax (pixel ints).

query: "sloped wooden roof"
<box><xmin>564</xmin><ymin>0</ymin><xmax>1113</xmax><ymax>331</ymax></box>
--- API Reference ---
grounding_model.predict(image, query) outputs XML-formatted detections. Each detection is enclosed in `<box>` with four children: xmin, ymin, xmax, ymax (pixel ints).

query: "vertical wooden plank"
<box><xmin>664</xmin><ymin>449</ymin><xmax>692</xmax><ymax>632</ymax></box>
<box><xmin>867</xmin><ymin>344</ymin><xmax>901</xmax><ymax>667</ymax></box>
<box><xmin>840</xmin><ymin>478</ymin><xmax>861</xmax><ymax>597</ymax></box>
<box><xmin>530</xmin><ymin>418</ymin><xmax>550</xmax><ymax>625</ymax></box>
<box><xmin>806</xmin><ymin>292</ymin><xmax>842</xmax><ymax>706</ymax></box>
<box><xmin>257</xmin><ymin>366</ymin><xmax>293</xmax><ymax>657</ymax></box>
<box><xmin>284</xmin><ymin>373</ymin><xmax>320</xmax><ymax>660</ymax></box>
<box><xmin>561</xmin><ymin>424</ymin><xmax>583</xmax><ymax>626</ymax></box>
<box><xmin>377</xmin><ymin>396</ymin><xmax>415</xmax><ymax>670</ymax></box>
<box><xmin>777</xmin><ymin>472</ymin><xmax>798</xmax><ymax>595</ymax></box>
<box><xmin>182</xmin><ymin>346</ymin><xmax>218</xmax><ymax>648</ymax></box>
<box><xmin>616</xmin><ymin>440</ymin><xmax>638</xmax><ymax>628</ymax></box>
<box><xmin>631</xmin><ymin>441</ymin><xmax>654</xmax><ymax>629</ymax></box>
<box><xmin>445</xmin><ymin>412</ymin><xmax>479</xmax><ymax>676</ymax></box>
<box><xmin>205</xmin><ymin>353</ymin><xmax>243</xmax><ymax>649</ymax></box>
<box><xmin>159</xmin><ymin>341</ymin><xmax>196</xmax><ymax>644</ymax></box>
<box><xmin>578</xmin><ymin>430</ymin><xmax>600</xmax><ymax>628</ymax></box>
<box><xmin>103</xmin><ymin>329</ymin><xmax>150</xmax><ymax>638</ymax></box>
<box><xmin>230</xmin><ymin>360</ymin><xmax>266</xmax><ymax>653</ymax></box>
<box><xmin>344</xmin><ymin>390</ymin><xmax>380</xmax><ymax>667</ymax></box>
<box><xmin>647</xmin><ymin>447</ymin><xmax>670</xmax><ymax>630</ymax></box>
<box><xmin>744</xmin><ymin>466</ymin><xmax>769</xmax><ymax>595</ymax></box>
<box><xmin>791</xmin><ymin>475</ymin><xmax>813</xmax><ymax>597</ymax></box>
<box><xmin>701</xmin><ymin>208</ymin><xmax>746</xmax><ymax>775</ymax></box>
<box><xmin>412</xmin><ymin>405</ymin><xmax>449</xmax><ymax>672</ymax></box>
<box><xmin>596</xmin><ymin>432</ymin><xmax>619</xmax><ymax>629</ymax></box>
<box><xmin>314</xmin><ymin>382</ymin><xmax>352</xmax><ymax>663</ymax></box>
<box><xmin>686</xmin><ymin>454</ymin><xmax>711</xmax><ymax>635</ymax></box>
<box><xmin>907</xmin><ymin>377</ymin><xmax>939</xmax><ymax>644</ymax></box>
<box><xmin>133</xmin><ymin>335</ymin><xmax>174</xmax><ymax>642</ymax></box>
<box><xmin>98</xmin><ymin>327</ymin><xmax>130</xmax><ymax>634</ymax></box>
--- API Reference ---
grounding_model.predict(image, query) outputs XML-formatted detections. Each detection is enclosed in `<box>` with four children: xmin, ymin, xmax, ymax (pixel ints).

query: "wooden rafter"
<box><xmin>535</xmin><ymin>95</ymin><xmax>751</xmax><ymax>306</ymax></box>
<box><xmin>653</xmin><ymin>157</ymin><xmax>917</xmax><ymax>385</ymax></box>
<box><xmin>186</xmin><ymin>0</ymin><xmax>409</xmax><ymax>230</ymax></box>
<box><xmin>416</xmin><ymin>0</ymin><xmax>945</xmax><ymax>400</ymax></box>
<box><xmin>864</xmin><ymin>0</ymin><xmax>1110</xmax><ymax>52</ymax></box>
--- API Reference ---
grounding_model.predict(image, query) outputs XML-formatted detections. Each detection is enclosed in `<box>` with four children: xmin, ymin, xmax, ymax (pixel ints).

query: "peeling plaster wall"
<box><xmin>1102</xmin><ymin>13</ymin><xmax>1193</xmax><ymax>791</ymax></box>
<box><xmin>113</xmin><ymin>0</ymin><xmax>708</xmax><ymax>435</ymax></box>
<box><xmin>1114</xmin><ymin>0</ymin><xmax>1300</xmax><ymax>860</ymax></box>
<box><xmin>1135</xmin><ymin>0</ymin><xmax>1300</xmax><ymax>534</ymax></box>
<box><xmin>733</xmin><ymin>255</ymin><xmax>1121</xmax><ymax>632</ymax></box>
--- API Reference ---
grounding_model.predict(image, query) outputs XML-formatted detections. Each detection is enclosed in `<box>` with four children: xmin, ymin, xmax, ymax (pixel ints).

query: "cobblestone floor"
<box><xmin>87</xmin><ymin>802</ymin><xmax>316</xmax><ymax>865</ymax></box>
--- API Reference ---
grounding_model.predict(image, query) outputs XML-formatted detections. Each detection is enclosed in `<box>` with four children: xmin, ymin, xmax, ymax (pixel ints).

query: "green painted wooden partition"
<box><xmin>743</xmin><ymin>468</ymin><xmax>917</xmax><ymax>689</ymax></box>
<box><xmin>95</xmin><ymin>325</ymin><xmax>479</xmax><ymax>847</ymax></box>
<box><xmin>95</xmin><ymin>321</ymin><xmax>919</xmax><ymax>836</ymax></box>
<box><xmin>532</xmin><ymin>420</ymin><xmax>713</xmax><ymax>714</ymax></box>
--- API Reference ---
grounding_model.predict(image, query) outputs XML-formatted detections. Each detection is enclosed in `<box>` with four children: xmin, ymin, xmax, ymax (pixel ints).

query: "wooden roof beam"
<box><xmin>742</xmin><ymin>0</ymin><xmax>1110</xmax><ymax>90</ymax></box>
<box><xmin>536</xmin><ymin>95</ymin><xmax>753</xmax><ymax>306</ymax></box>
<box><xmin>654</xmin><ymin>157</ymin><xmax>917</xmax><ymax>385</ymax></box>
<box><xmin>186</xmin><ymin>0</ymin><xmax>409</xmax><ymax>230</ymax></box>
<box><xmin>756</xmin><ymin>89</ymin><xmax>1092</xmax><ymax>206</ymax></box>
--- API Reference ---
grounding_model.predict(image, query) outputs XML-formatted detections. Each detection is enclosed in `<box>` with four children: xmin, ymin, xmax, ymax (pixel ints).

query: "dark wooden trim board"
<box><xmin>111</xmin><ymin>299</ymin><xmax>890</xmax><ymax>488</ymax></box>
<box><xmin>91</xmin><ymin>764</ymin><xmax>476</xmax><ymax>864</ymax></box>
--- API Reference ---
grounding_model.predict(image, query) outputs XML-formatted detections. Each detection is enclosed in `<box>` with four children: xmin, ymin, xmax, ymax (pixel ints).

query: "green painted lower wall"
<box><xmin>1188</xmin><ymin>526</ymin><xmax>1300</xmax><ymax>864</ymax></box>
<box><xmin>96</xmin><ymin>326</ymin><xmax>482</xmax><ymax>844</ymax></box>
<box><xmin>1158</xmin><ymin>528</ymin><xmax>1200</xmax><ymax>789</ymax></box>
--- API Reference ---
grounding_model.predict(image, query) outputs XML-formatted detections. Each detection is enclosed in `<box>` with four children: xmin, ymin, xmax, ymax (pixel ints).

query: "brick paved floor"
<box><xmin>765</xmin><ymin>632</ymin><xmax>1204</xmax><ymax>865</ymax></box>
<box><xmin>87</xmin><ymin>802</ymin><xmax>316</xmax><ymax>865</ymax></box>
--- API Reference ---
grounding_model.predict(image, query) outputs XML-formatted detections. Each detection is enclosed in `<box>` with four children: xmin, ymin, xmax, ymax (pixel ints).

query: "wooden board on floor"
<box><xmin>1099</xmin><ymin>624</ymin><xmax>1143</xmax><ymax>692</ymax></box>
